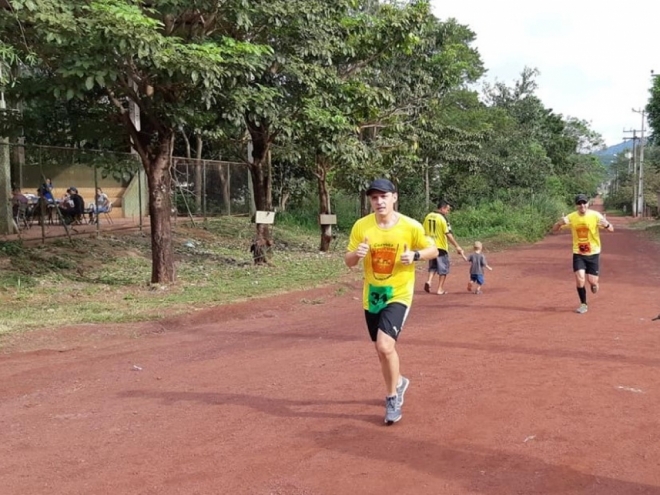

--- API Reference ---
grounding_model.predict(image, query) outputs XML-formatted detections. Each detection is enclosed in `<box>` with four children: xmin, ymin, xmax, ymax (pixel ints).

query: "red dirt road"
<box><xmin>2</xmin><ymin>218</ymin><xmax>660</xmax><ymax>495</ymax></box>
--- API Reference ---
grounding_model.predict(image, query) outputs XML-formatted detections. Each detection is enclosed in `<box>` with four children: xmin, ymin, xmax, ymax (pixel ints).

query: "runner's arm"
<box><xmin>597</xmin><ymin>213</ymin><xmax>614</xmax><ymax>232</ymax></box>
<box><xmin>417</xmin><ymin>245</ymin><xmax>440</xmax><ymax>261</ymax></box>
<box><xmin>410</xmin><ymin>232</ymin><xmax>440</xmax><ymax>262</ymax></box>
<box><xmin>551</xmin><ymin>215</ymin><xmax>569</xmax><ymax>233</ymax></box>
<box><xmin>344</xmin><ymin>251</ymin><xmax>361</xmax><ymax>268</ymax></box>
<box><xmin>345</xmin><ymin>227</ymin><xmax>368</xmax><ymax>268</ymax></box>
<box><xmin>446</xmin><ymin>232</ymin><xmax>464</xmax><ymax>255</ymax></box>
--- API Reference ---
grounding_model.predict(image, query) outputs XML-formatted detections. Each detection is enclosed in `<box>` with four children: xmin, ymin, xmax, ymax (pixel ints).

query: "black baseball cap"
<box><xmin>575</xmin><ymin>194</ymin><xmax>588</xmax><ymax>204</ymax></box>
<box><xmin>366</xmin><ymin>178</ymin><xmax>396</xmax><ymax>195</ymax></box>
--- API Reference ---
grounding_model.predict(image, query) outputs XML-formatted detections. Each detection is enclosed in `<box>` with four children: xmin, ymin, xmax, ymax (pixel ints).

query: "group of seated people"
<box><xmin>11</xmin><ymin>179</ymin><xmax>112</xmax><ymax>227</ymax></box>
<box><xmin>58</xmin><ymin>187</ymin><xmax>111</xmax><ymax>225</ymax></box>
<box><xmin>58</xmin><ymin>186</ymin><xmax>86</xmax><ymax>225</ymax></box>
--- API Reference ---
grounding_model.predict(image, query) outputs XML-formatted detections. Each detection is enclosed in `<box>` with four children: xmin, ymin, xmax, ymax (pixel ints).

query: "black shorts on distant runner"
<box><xmin>364</xmin><ymin>303</ymin><xmax>409</xmax><ymax>342</ymax></box>
<box><xmin>573</xmin><ymin>253</ymin><xmax>600</xmax><ymax>276</ymax></box>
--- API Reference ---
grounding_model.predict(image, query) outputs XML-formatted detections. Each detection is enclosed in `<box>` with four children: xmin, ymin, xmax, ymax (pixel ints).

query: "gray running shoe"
<box><xmin>396</xmin><ymin>376</ymin><xmax>410</xmax><ymax>407</ymax></box>
<box><xmin>576</xmin><ymin>304</ymin><xmax>588</xmax><ymax>314</ymax></box>
<box><xmin>384</xmin><ymin>395</ymin><xmax>402</xmax><ymax>424</ymax></box>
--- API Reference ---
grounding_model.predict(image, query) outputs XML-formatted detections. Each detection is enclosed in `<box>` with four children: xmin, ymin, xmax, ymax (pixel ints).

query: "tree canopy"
<box><xmin>0</xmin><ymin>0</ymin><xmax>609</xmax><ymax>273</ymax></box>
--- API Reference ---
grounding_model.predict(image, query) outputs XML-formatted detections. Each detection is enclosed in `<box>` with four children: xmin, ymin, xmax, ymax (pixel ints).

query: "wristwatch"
<box><xmin>413</xmin><ymin>251</ymin><xmax>420</xmax><ymax>261</ymax></box>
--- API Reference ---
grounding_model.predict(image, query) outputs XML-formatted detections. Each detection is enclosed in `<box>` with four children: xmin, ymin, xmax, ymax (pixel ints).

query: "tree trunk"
<box><xmin>143</xmin><ymin>134</ymin><xmax>176</xmax><ymax>283</ymax></box>
<box><xmin>316</xmin><ymin>155</ymin><xmax>333</xmax><ymax>252</ymax></box>
<box><xmin>246</xmin><ymin>120</ymin><xmax>273</xmax><ymax>263</ymax></box>
<box><xmin>217</xmin><ymin>162</ymin><xmax>231</xmax><ymax>214</ymax></box>
<box><xmin>0</xmin><ymin>136</ymin><xmax>12</xmax><ymax>235</ymax></box>
<box><xmin>360</xmin><ymin>190</ymin><xmax>369</xmax><ymax>217</ymax></box>
<box><xmin>279</xmin><ymin>191</ymin><xmax>290</xmax><ymax>212</ymax></box>
<box><xmin>194</xmin><ymin>135</ymin><xmax>203</xmax><ymax>213</ymax></box>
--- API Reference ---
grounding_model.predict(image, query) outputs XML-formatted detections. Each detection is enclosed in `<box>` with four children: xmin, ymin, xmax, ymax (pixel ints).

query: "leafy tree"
<box><xmin>1</xmin><ymin>0</ymin><xmax>271</xmax><ymax>282</ymax></box>
<box><xmin>646</xmin><ymin>76</ymin><xmax>660</xmax><ymax>144</ymax></box>
<box><xmin>478</xmin><ymin>68</ymin><xmax>606</xmax><ymax>202</ymax></box>
<box><xmin>209</xmin><ymin>0</ymin><xmax>432</xmax><ymax>251</ymax></box>
<box><xmin>333</xmin><ymin>11</ymin><xmax>485</xmax><ymax>216</ymax></box>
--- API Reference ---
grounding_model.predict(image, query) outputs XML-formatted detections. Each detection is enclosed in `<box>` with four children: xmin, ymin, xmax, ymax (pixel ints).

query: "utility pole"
<box><xmin>632</xmin><ymin>108</ymin><xmax>646</xmax><ymax>217</ymax></box>
<box><xmin>623</xmin><ymin>129</ymin><xmax>639</xmax><ymax>216</ymax></box>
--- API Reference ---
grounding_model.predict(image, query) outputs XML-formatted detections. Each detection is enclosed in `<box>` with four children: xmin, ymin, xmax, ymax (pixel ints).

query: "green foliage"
<box><xmin>0</xmin><ymin>1</ymin><xmax>611</xmax><ymax>271</ymax></box>
<box><xmin>647</xmin><ymin>77</ymin><xmax>660</xmax><ymax>144</ymax></box>
<box><xmin>277</xmin><ymin>189</ymin><xmax>360</xmax><ymax>234</ymax></box>
<box><xmin>451</xmin><ymin>194</ymin><xmax>566</xmax><ymax>242</ymax></box>
<box><xmin>0</xmin><ymin>241</ymin><xmax>22</xmax><ymax>257</ymax></box>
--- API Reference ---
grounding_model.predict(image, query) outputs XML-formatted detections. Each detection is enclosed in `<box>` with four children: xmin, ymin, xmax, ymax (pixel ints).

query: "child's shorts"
<box><xmin>470</xmin><ymin>274</ymin><xmax>485</xmax><ymax>285</ymax></box>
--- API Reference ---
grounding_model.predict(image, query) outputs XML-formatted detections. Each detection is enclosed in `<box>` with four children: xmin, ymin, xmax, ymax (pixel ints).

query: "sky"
<box><xmin>431</xmin><ymin>0</ymin><xmax>659</xmax><ymax>148</ymax></box>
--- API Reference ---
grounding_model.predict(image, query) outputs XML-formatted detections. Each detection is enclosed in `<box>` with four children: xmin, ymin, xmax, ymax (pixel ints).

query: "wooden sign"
<box><xmin>319</xmin><ymin>214</ymin><xmax>337</xmax><ymax>225</ymax></box>
<box><xmin>255</xmin><ymin>211</ymin><xmax>276</xmax><ymax>224</ymax></box>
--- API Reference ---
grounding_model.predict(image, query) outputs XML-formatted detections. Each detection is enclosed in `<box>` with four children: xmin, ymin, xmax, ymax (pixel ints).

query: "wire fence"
<box><xmin>1</xmin><ymin>142</ymin><xmax>141</xmax><ymax>240</ymax></box>
<box><xmin>171</xmin><ymin>157</ymin><xmax>251</xmax><ymax>219</ymax></box>
<box><xmin>1</xmin><ymin>142</ymin><xmax>256</xmax><ymax>240</ymax></box>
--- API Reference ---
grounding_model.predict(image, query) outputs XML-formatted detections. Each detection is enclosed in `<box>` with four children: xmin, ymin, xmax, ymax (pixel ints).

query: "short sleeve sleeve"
<box><xmin>413</xmin><ymin>222</ymin><xmax>434</xmax><ymax>250</ymax></box>
<box><xmin>347</xmin><ymin>223</ymin><xmax>362</xmax><ymax>252</ymax></box>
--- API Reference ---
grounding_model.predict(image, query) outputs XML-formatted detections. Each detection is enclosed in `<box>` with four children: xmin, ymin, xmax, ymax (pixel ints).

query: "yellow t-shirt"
<box><xmin>565</xmin><ymin>210</ymin><xmax>605</xmax><ymax>255</ymax></box>
<box><xmin>422</xmin><ymin>211</ymin><xmax>450</xmax><ymax>251</ymax></box>
<box><xmin>348</xmin><ymin>213</ymin><xmax>434</xmax><ymax>312</ymax></box>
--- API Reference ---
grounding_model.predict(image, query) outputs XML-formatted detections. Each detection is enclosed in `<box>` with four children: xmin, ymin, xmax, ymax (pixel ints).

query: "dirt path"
<box><xmin>2</xmin><ymin>216</ymin><xmax>660</xmax><ymax>495</ymax></box>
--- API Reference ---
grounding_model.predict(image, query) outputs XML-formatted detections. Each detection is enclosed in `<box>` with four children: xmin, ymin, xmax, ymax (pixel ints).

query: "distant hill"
<box><xmin>592</xmin><ymin>141</ymin><xmax>634</xmax><ymax>167</ymax></box>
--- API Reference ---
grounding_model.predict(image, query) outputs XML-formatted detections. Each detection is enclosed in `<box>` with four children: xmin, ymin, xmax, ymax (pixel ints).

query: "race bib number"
<box><xmin>368</xmin><ymin>284</ymin><xmax>393</xmax><ymax>313</ymax></box>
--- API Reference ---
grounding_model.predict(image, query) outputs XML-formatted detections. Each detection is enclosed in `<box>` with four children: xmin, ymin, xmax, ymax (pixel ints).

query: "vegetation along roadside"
<box><xmin>0</xmin><ymin>198</ymin><xmax>576</xmax><ymax>340</ymax></box>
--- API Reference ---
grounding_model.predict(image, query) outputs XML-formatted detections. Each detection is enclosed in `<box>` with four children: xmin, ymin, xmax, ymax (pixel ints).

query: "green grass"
<box><xmin>632</xmin><ymin>219</ymin><xmax>660</xmax><ymax>242</ymax></box>
<box><xmin>0</xmin><ymin>217</ymin><xmax>355</xmax><ymax>339</ymax></box>
<box><xmin>3</xmin><ymin>202</ymin><xmax>650</xmax><ymax>341</ymax></box>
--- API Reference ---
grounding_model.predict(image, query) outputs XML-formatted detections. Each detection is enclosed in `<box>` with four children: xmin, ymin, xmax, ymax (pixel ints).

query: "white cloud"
<box><xmin>431</xmin><ymin>0</ymin><xmax>659</xmax><ymax>147</ymax></box>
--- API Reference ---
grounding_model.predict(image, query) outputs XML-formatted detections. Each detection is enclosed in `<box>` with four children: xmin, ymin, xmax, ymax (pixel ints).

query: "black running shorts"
<box><xmin>364</xmin><ymin>302</ymin><xmax>410</xmax><ymax>342</ymax></box>
<box><xmin>573</xmin><ymin>253</ymin><xmax>600</xmax><ymax>276</ymax></box>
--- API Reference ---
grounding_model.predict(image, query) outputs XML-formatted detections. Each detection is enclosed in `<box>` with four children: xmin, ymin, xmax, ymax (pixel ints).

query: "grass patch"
<box><xmin>626</xmin><ymin>219</ymin><xmax>660</xmax><ymax>231</ymax></box>
<box><xmin>0</xmin><ymin>216</ymin><xmax>356</xmax><ymax>339</ymax></box>
<box><xmin>640</xmin><ymin>220</ymin><xmax>660</xmax><ymax>242</ymax></box>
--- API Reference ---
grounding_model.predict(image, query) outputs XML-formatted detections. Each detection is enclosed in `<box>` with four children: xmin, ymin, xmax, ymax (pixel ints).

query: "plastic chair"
<box><xmin>14</xmin><ymin>203</ymin><xmax>30</xmax><ymax>230</ymax></box>
<box><xmin>102</xmin><ymin>203</ymin><xmax>112</xmax><ymax>224</ymax></box>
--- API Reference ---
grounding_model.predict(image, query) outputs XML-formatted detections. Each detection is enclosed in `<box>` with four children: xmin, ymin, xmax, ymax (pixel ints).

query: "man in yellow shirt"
<box><xmin>552</xmin><ymin>194</ymin><xmax>613</xmax><ymax>314</ymax></box>
<box><xmin>346</xmin><ymin>179</ymin><xmax>436</xmax><ymax>424</ymax></box>
<box><xmin>422</xmin><ymin>200</ymin><xmax>464</xmax><ymax>294</ymax></box>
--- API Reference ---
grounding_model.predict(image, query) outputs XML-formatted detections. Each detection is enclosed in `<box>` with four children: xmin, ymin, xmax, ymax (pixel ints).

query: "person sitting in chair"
<box><xmin>59</xmin><ymin>187</ymin><xmax>85</xmax><ymax>225</ymax></box>
<box><xmin>88</xmin><ymin>187</ymin><xmax>110</xmax><ymax>223</ymax></box>
<box><xmin>11</xmin><ymin>188</ymin><xmax>28</xmax><ymax>218</ymax></box>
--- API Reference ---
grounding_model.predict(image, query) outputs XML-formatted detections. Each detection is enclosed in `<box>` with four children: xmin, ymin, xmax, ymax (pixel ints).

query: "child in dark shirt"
<box><xmin>464</xmin><ymin>241</ymin><xmax>493</xmax><ymax>294</ymax></box>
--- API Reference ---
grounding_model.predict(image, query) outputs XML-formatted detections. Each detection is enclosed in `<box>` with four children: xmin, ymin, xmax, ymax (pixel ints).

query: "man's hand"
<box><xmin>356</xmin><ymin>237</ymin><xmax>370</xmax><ymax>259</ymax></box>
<box><xmin>400</xmin><ymin>243</ymin><xmax>415</xmax><ymax>265</ymax></box>
<box><xmin>552</xmin><ymin>214</ymin><xmax>569</xmax><ymax>233</ymax></box>
<box><xmin>598</xmin><ymin>214</ymin><xmax>610</xmax><ymax>228</ymax></box>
